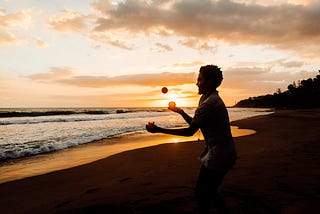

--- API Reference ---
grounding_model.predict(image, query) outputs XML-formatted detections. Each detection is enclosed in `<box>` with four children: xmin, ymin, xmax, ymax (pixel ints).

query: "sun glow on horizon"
<box><xmin>152</xmin><ymin>97</ymin><xmax>197</xmax><ymax>108</ymax></box>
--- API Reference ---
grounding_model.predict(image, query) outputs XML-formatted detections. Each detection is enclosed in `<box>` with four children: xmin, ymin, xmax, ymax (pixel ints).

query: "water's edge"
<box><xmin>0</xmin><ymin>125</ymin><xmax>256</xmax><ymax>184</ymax></box>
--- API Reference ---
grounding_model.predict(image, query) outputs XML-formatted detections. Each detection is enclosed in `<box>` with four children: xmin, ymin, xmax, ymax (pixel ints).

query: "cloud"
<box><xmin>151</xmin><ymin>42</ymin><xmax>173</xmax><ymax>52</ymax></box>
<box><xmin>159</xmin><ymin>61</ymin><xmax>205</xmax><ymax>71</ymax></box>
<box><xmin>171</xmin><ymin>61</ymin><xmax>205</xmax><ymax>68</ymax></box>
<box><xmin>0</xmin><ymin>29</ymin><xmax>25</xmax><ymax>46</ymax></box>
<box><xmin>233</xmin><ymin>59</ymin><xmax>305</xmax><ymax>68</ymax></box>
<box><xmin>0</xmin><ymin>7</ymin><xmax>31</xmax><ymax>47</ymax></box>
<box><xmin>90</xmin><ymin>0</ymin><xmax>118</xmax><ymax>14</ymax></box>
<box><xmin>288</xmin><ymin>0</ymin><xmax>319</xmax><ymax>5</ymax></box>
<box><xmin>0</xmin><ymin>8</ymin><xmax>32</xmax><ymax>28</ymax></box>
<box><xmin>91</xmin><ymin>0</ymin><xmax>320</xmax><ymax>56</ymax></box>
<box><xmin>58</xmin><ymin>72</ymin><xmax>196</xmax><ymax>87</ymax></box>
<box><xmin>233</xmin><ymin>0</ymin><xmax>318</xmax><ymax>6</ymax></box>
<box><xmin>277</xmin><ymin>60</ymin><xmax>305</xmax><ymax>68</ymax></box>
<box><xmin>27</xmin><ymin>67</ymin><xmax>74</xmax><ymax>82</ymax></box>
<box><xmin>222</xmin><ymin>66</ymin><xmax>279</xmax><ymax>91</ymax></box>
<box><xmin>222</xmin><ymin>66</ymin><xmax>318</xmax><ymax>94</ymax></box>
<box><xmin>32</xmin><ymin>36</ymin><xmax>49</xmax><ymax>48</ymax></box>
<box><xmin>93</xmin><ymin>0</ymin><xmax>159</xmax><ymax>32</ymax></box>
<box><xmin>226</xmin><ymin>67</ymin><xmax>270</xmax><ymax>76</ymax></box>
<box><xmin>28</xmin><ymin>68</ymin><xmax>196</xmax><ymax>88</ymax></box>
<box><xmin>178</xmin><ymin>38</ymin><xmax>217</xmax><ymax>53</ymax></box>
<box><xmin>89</xmin><ymin>33</ymin><xmax>133</xmax><ymax>50</ymax></box>
<box><xmin>48</xmin><ymin>9</ymin><xmax>89</xmax><ymax>32</ymax></box>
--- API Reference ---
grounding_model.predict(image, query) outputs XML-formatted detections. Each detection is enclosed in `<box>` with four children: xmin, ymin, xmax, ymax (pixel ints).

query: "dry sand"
<box><xmin>0</xmin><ymin>109</ymin><xmax>319</xmax><ymax>213</ymax></box>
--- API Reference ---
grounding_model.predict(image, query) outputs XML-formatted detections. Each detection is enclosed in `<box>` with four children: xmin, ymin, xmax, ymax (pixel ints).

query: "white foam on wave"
<box><xmin>0</xmin><ymin>111</ymin><xmax>166</xmax><ymax>125</ymax></box>
<box><xmin>0</xmin><ymin>108</ymin><xmax>272</xmax><ymax>161</ymax></box>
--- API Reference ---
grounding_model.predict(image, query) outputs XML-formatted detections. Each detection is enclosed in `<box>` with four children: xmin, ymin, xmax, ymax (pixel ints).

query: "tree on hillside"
<box><xmin>234</xmin><ymin>70</ymin><xmax>320</xmax><ymax>108</ymax></box>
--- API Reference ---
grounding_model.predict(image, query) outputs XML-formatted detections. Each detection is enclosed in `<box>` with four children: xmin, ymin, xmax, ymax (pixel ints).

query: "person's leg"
<box><xmin>195</xmin><ymin>165</ymin><xmax>229</xmax><ymax>214</ymax></box>
<box><xmin>195</xmin><ymin>165</ymin><xmax>211</xmax><ymax>213</ymax></box>
<box><xmin>209</xmin><ymin>169</ymin><xmax>229</xmax><ymax>214</ymax></box>
<box><xmin>211</xmin><ymin>191</ymin><xmax>229</xmax><ymax>214</ymax></box>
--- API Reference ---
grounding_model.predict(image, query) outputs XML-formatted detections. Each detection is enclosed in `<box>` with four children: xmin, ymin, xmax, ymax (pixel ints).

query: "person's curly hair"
<box><xmin>199</xmin><ymin>65</ymin><xmax>223</xmax><ymax>89</ymax></box>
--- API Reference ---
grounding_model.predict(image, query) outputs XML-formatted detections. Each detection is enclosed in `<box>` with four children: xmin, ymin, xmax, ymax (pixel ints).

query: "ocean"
<box><xmin>0</xmin><ymin>107</ymin><xmax>272</xmax><ymax>162</ymax></box>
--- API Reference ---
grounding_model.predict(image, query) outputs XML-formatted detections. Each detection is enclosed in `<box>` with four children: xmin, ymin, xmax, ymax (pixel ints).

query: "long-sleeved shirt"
<box><xmin>192</xmin><ymin>91</ymin><xmax>236</xmax><ymax>170</ymax></box>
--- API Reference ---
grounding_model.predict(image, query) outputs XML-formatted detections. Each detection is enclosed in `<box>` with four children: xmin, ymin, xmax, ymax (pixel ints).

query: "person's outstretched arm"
<box><xmin>146</xmin><ymin>122</ymin><xmax>198</xmax><ymax>137</ymax></box>
<box><xmin>169</xmin><ymin>106</ymin><xmax>193</xmax><ymax>125</ymax></box>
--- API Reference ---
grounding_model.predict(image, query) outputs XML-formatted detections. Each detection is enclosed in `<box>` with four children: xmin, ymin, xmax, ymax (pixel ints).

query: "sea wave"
<box><xmin>0</xmin><ymin>108</ymin><xmax>171</xmax><ymax>125</ymax></box>
<box><xmin>0</xmin><ymin>120</ymin><xmax>183</xmax><ymax>161</ymax></box>
<box><xmin>0</xmin><ymin>107</ymin><xmax>273</xmax><ymax>161</ymax></box>
<box><xmin>0</xmin><ymin>108</ymin><xmax>168</xmax><ymax>118</ymax></box>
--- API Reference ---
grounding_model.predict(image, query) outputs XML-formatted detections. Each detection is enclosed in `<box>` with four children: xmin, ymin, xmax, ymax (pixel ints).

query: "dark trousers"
<box><xmin>194</xmin><ymin>165</ymin><xmax>229</xmax><ymax>214</ymax></box>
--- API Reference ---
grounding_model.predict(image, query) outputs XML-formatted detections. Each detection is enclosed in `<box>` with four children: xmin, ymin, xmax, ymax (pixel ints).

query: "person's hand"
<box><xmin>168</xmin><ymin>105</ymin><xmax>183</xmax><ymax>114</ymax></box>
<box><xmin>146</xmin><ymin>122</ymin><xmax>159</xmax><ymax>133</ymax></box>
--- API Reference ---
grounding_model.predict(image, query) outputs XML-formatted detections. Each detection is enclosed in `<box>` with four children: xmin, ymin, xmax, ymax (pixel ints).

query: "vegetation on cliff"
<box><xmin>234</xmin><ymin>71</ymin><xmax>320</xmax><ymax>108</ymax></box>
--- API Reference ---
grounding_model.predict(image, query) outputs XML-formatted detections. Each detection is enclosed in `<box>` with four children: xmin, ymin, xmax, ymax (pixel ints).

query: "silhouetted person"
<box><xmin>146</xmin><ymin>65</ymin><xmax>236</xmax><ymax>213</ymax></box>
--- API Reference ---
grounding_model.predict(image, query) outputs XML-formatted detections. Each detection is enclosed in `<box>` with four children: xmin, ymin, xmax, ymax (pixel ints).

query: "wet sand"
<box><xmin>0</xmin><ymin>109</ymin><xmax>319</xmax><ymax>213</ymax></box>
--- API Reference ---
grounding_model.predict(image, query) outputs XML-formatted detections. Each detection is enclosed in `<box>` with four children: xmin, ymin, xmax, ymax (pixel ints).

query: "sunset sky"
<box><xmin>0</xmin><ymin>0</ymin><xmax>319</xmax><ymax>108</ymax></box>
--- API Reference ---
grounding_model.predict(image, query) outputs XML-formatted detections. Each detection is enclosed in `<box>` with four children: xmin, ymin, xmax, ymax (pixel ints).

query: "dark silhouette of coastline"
<box><xmin>234</xmin><ymin>70</ymin><xmax>320</xmax><ymax>109</ymax></box>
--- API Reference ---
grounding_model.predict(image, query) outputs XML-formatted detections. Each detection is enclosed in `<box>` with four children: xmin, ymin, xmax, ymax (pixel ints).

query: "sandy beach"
<box><xmin>0</xmin><ymin>109</ymin><xmax>319</xmax><ymax>213</ymax></box>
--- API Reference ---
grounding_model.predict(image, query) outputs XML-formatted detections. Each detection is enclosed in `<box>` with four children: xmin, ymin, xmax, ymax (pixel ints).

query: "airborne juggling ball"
<box><xmin>161</xmin><ymin>87</ymin><xmax>168</xmax><ymax>94</ymax></box>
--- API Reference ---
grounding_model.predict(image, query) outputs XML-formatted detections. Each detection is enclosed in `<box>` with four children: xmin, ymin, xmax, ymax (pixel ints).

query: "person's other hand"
<box><xmin>146</xmin><ymin>122</ymin><xmax>159</xmax><ymax>133</ymax></box>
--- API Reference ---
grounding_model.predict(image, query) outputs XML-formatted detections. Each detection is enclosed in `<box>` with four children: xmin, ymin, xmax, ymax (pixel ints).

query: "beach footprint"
<box><xmin>85</xmin><ymin>187</ymin><xmax>102</xmax><ymax>194</ymax></box>
<box><xmin>119</xmin><ymin>177</ymin><xmax>133</xmax><ymax>182</ymax></box>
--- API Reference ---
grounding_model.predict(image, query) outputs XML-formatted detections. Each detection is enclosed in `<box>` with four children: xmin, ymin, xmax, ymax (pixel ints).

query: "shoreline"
<box><xmin>0</xmin><ymin>109</ymin><xmax>319</xmax><ymax>213</ymax></box>
<box><xmin>0</xmin><ymin>125</ymin><xmax>254</xmax><ymax>184</ymax></box>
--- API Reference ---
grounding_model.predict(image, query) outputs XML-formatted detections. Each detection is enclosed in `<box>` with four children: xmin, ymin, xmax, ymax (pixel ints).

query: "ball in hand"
<box><xmin>168</xmin><ymin>101</ymin><xmax>176</xmax><ymax>109</ymax></box>
<box><xmin>147</xmin><ymin>122</ymin><xmax>154</xmax><ymax>129</ymax></box>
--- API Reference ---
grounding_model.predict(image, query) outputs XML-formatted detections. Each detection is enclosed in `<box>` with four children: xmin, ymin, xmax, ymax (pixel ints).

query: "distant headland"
<box><xmin>234</xmin><ymin>70</ymin><xmax>320</xmax><ymax>109</ymax></box>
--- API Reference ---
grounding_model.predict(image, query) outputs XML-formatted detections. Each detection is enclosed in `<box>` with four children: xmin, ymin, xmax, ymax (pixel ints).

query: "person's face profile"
<box><xmin>197</xmin><ymin>73</ymin><xmax>207</xmax><ymax>94</ymax></box>
<box><xmin>197</xmin><ymin>72</ymin><xmax>214</xmax><ymax>95</ymax></box>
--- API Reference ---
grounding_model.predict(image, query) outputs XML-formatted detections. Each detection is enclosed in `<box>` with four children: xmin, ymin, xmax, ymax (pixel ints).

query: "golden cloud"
<box><xmin>91</xmin><ymin>0</ymin><xmax>320</xmax><ymax>55</ymax></box>
<box><xmin>58</xmin><ymin>72</ymin><xmax>196</xmax><ymax>87</ymax></box>
<box><xmin>0</xmin><ymin>8</ymin><xmax>32</xmax><ymax>28</ymax></box>
<box><xmin>48</xmin><ymin>9</ymin><xmax>89</xmax><ymax>32</ymax></box>
<box><xmin>27</xmin><ymin>62</ymin><xmax>315</xmax><ymax>95</ymax></box>
<box><xmin>28</xmin><ymin>68</ymin><xmax>196</xmax><ymax>88</ymax></box>
<box><xmin>32</xmin><ymin>36</ymin><xmax>49</xmax><ymax>48</ymax></box>
<box><xmin>90</xmin><ymin>0</ymin><xmax>118</xmax><ymax>14</ymax></box>
<box><xmin>43</xmin><ymin>0</ymin><xmax>320</xmax><ymax>57</ymax></box>
<box><xmin>0</xmin><ymin>8</ymin><xmax>31</xmax><ymax>47</ymax></box>
<box><xmin>170</xmin><ymin>61</ymin><xmax>205</xmax><ymax>68</ymax></box>
<box><xmin>222</xmin><ymin>66</ymin><xmax>318</xmax><ymax>93</ymax></box>
<box><xmin>28</xmin><ymin>67</ymin><xmax>74</xmax><ymax>82</ymax></box>
<box><xmin>151</xmin><ymin>42</ymin><xmax>173</xmax><ymax>52</ymax></box>
<box><xmin>178</xmin><ymin>38</ymin><xmax>217</xmax><ymax>52</ymax></box>
<box><xmin>89</xmin><ymin>33</ymin><xmax>133</xmax><ymax>50</ymax></box>
<box><xmin>0</xmin><ymin>29</ymin><xmax>25</xmax><ymax>46</ymax></box>
<box><xmin>233</xmin><ymin>59</ymin><xmax>305</xmax><ymax>68</ymax></box>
